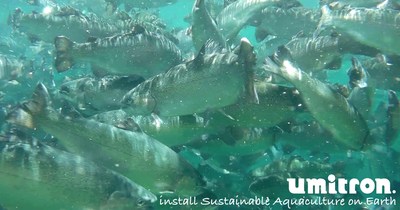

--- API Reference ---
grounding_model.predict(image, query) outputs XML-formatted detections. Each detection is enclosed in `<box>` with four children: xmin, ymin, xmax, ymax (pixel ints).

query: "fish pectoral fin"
<box><xmin>188</xmin><ymin>43</ymin><xmax>206</xmax><ymax>70</ymax></box>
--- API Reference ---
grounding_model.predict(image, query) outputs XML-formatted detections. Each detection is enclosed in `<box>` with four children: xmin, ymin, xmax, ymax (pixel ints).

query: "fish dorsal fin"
<box><xmin>188</xmin><ymin>44</ymin><xmax>206</xmax><ymax>69</ymax></box>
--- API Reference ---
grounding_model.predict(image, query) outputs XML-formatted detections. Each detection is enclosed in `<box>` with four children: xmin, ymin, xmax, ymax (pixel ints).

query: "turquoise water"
<box><xmin>0</xmin><ymin>0</ymin><xmax>399</xmax><ymax>210</ymax></box>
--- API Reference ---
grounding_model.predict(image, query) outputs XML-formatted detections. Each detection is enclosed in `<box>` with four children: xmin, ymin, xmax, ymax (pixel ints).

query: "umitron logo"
<box><xmin>287</xmin><ymin>174</ymin><xmax>396</xmax><ymax>195</ymax></box>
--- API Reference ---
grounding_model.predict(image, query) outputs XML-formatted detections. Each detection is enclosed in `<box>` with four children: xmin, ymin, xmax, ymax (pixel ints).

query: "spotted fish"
<box><xmin>54</xmin><ymin>26</ymin><xmax>182</xmax><ymax>78</ymax></box>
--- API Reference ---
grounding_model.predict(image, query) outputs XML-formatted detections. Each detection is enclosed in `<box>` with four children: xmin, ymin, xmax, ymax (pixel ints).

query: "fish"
<box><xmin>181</xmin><ymin>126</ymin><xmax>275</xmax><ymax>157</ymax></box>
<box><xmin>54</xmin><ymin>26</ymin><xmax>182</xmax><ymax>78</ymax></box>
<box><xmin>276</xmin><ymin>33</ymin><xmax>342</xmax><ymax>73</ymax></box>
<box><xmin>121</xmin><ymin>38</ymin><xmax>258</xmax><ymax>117</ymax></box>
<box><xmin>191</xmin><ymin>0</ymin><xmax>226</xmax><ymax>52</ymax></box>
<box><xmin>206</xmin><ymin>81</ymin><xmax>302</xmax><ymax>129</ymax></box>
<box><xmin>216</xmin><ymin>0</ymin><xmax>299</xmax><ymax>42</ymax></box>
<box><xmin>0</xmin><ymin>128</ymin><xmax>156</xmax><ymax>210</ymax></box>
<box><xmin>10</xmin><ymin>6</ymin><xmax>122</xmax><ymax>43</ymax></box>
<box><xmin>263</xmin><ymin>50</ymin><xmax>370</xmax><ymax>150</ymax></box>
<box><xmin>91</xmin><ymin>110</ymin><xmax>217</xmax><ymax>147</ymax></box>
<box><xmin>274</xmin><ymin>119</ymin><xmax>350</xmax><ymax>153</ymax></box>
<box><xmin>317</xmin><ymin>5</ymin><xmax>400</xmax><ymax>56</ymax></box>
<box><xmin>8</xmin><ymin>83</ymin><xmax>207</xmax><ymax>196</ymax></box>
<box><xmin>252</xmin><ymin>7</ymin><xmax>321</xmax><ymax>42</ymax></box>
<box><xmin>59</xmin><ymin>75</ymin><xmax>144</xmax><ymax>116</ymax></box>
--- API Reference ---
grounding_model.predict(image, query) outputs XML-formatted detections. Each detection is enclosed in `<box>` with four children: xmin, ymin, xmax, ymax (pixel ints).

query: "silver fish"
<box><xmin>54</xmin><ymin>26</ymin><xmax>182</xmax><ymax>78</ymax></box>
<box><xmin>252</xmin><ymin>7</ymin><xmax>321</xmax><ymax>42</ymax></box>
<box><xmin>59</xmin><ymin>75</ymin><xmax>144</xmax><ymax>116</ymax></box>
<box><xmin>121</xmin><ymin>38</ymin><xmax>258</xmax><ymax>117</ymax></box>
<box><xmin>275</xmin><ymin>119</ymin><xmax>348</xmax><ymax>153</ymax></box>
<box><xmin>182</xmin><ymin>126</ymin><xmax>275</xmax><ymax>157</ymax></box>
<box><xmin>191</xmin><ymin>0</ymin><xmax>226</xmax><ymax>52</ymax></box>
<box><xmin>11</xmin><ymin>6</ymin><xmax>122</xmax><ymax>43</ymax></box>
<box><xmin>91</xmin><ymin>110</ymin><xmax>216</xmax><ymax>147</ymax></box>
<box><xmin>0</xmin><ymin>130</ymin><xmax>156</xmax><ymax>210</ymax></box>
<box><xmin>216</xmin><ymin>0</ymin><xmax>298</xmax><ymax>42</ymax></box>
<box><xmin>207</xmin><ymin>81</ymin><xmax>302</xmax><ymax>129</ymax></box>
<box><xmin>264</xmin><ymin>53</ymin><xmax>370</xmax><ymax>150</ymax></box>
<box><xmin>8</xmin><ymin>83</ymin><xmax>206</xmax><ymax>196</ymax></box>
<box><xmin>317</xmin><ymin>6</ymin><xmax>400</xmax><ymax>56</ymax></box>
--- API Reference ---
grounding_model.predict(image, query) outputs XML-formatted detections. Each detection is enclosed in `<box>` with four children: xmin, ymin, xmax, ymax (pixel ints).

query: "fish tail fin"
<box><xmin>6</xmin><ymin>83</ymin><xmax>50</xmax><ymax>129</ymax></box>
<box><xmin>54</xmin><ymin>36</ymin><xmax>75</xmax><ymax>72</ymax></box>
<box><xmin>238</xmin><ymin>38</ymin><xmax>259</xmax><ymax>104</ymax></box>
<box><xmin>314</xmin><ymin>5</ymin><xmax>332</xmax><ymax>38</ymax></box>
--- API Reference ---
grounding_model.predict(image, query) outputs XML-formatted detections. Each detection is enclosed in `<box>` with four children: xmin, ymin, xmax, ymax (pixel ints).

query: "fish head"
<box><xmin>121</xmin><ymin>91</ymin><xmax>156</xmax><ymax>116</ymax></box>
<box><xmin>103</xmin><ymin>190</ymin><xmax>156</xmax><ymax>210</ymax></box>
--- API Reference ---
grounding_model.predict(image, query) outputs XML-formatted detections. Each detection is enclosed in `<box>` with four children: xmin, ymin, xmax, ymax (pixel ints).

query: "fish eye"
<box><xmin>136</xmin><ymin>198</ymin><xmax>145</xmax><ymax>206</ymax></box>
